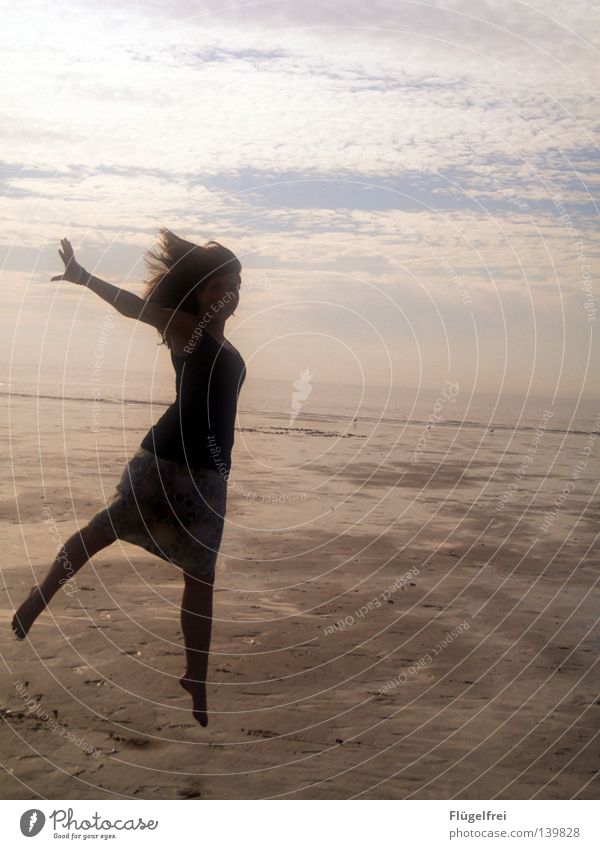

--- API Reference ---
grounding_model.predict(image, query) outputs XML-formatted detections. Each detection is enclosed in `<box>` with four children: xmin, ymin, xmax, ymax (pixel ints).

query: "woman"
<box><xmin>11</xmin><ymin>230</ymin><xmax>246</xmax><ymax>727</ymax></box>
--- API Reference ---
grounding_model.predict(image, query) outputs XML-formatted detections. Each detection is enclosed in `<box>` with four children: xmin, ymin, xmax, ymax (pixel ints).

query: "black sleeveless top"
<box><xmin>140</xmin><ymin>331</ymin><xmax>246</xmax><ymax>475</ymax></box>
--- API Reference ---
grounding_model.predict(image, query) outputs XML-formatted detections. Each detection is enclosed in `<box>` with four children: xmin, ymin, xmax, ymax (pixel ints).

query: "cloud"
<box><xmin>0</xmin><ymin>0</ymin><xmax>597</xmax><ymax>394</ymax></box>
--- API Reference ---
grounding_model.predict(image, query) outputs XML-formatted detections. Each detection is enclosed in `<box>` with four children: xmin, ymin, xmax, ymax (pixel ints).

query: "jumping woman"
<box><xmin>11</xmin><ymin>230</ymin><xmax>246</xmax><ymax>727</ymax></box>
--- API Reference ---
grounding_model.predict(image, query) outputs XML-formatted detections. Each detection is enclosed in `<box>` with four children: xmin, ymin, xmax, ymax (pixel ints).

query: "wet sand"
<box><xmin>1</xmin><ymin>394</ymin><xmax>598</xmax><ymax>799</ymax></box>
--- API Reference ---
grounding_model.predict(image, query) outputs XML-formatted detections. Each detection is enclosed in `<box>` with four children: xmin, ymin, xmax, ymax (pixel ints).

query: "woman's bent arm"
<box><xmin>80</xmin><ymin>271</ymin><xmax>146</xmax><ymax>320</ymax></box>
<box><xmin>82</xmin><ymin>272</ymin><xmax>197</xmax><ymax>343</ymax></box>
<box><xmin>81</xmin><ymin>271</ymin><xmax>198</xmax><ymax>343</ymax></box>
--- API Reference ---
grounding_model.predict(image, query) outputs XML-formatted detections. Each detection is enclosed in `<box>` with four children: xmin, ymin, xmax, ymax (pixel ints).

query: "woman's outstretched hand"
<box><xmin>51</xmin><ymin>238</ymin><xmax>85</xmax><ymax>284</ymax></box>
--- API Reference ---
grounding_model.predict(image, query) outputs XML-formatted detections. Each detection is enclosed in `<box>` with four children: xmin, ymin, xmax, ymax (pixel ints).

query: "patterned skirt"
<box><xmin>88</xmin><ymin>447</ymin><xmax>227</xmax><ymax>581</ymax></box>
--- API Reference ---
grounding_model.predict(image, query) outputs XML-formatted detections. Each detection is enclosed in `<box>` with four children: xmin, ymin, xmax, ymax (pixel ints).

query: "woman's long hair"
<box><xmin>143</xmin><ymin>228</ymin><xmax>241</xmax><ymax>318</ymax></box>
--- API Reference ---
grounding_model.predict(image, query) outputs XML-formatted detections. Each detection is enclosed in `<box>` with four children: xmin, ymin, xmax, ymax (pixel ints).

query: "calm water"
<box><xmin>1</xmin><ymin>362</ymin><xmax>597</xmax><ymax>437</ymax></box>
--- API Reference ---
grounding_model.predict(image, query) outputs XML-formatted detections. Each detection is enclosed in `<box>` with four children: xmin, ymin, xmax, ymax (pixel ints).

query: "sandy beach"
<box><xmin>1</xmin><ymin>393</ymin><xmax>598</xmax><ymax>799</ymax></box>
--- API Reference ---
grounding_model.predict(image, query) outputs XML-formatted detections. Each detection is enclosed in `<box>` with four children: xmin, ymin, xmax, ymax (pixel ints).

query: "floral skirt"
<box><xmin>88</xmin><ymin>447</ymin><xmax>227</xmax><ymax>581</ymax></box>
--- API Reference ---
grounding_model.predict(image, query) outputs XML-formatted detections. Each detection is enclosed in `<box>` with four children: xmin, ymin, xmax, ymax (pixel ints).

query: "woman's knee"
<box><xmin>80</xmin><ymin>522</ymin><xmax>115</xmax><ymax>553</ymax></box>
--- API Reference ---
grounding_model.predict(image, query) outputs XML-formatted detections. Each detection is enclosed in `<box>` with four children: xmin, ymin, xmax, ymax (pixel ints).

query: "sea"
<box><xmin>1</xmin><ymin>362</ymin><xmax>597</xmax><ymax>439</ymax></box>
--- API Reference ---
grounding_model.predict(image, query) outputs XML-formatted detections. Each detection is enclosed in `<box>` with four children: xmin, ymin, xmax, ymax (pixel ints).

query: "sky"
<box><xmin>1</xmin><ymin>0</ymin><xmax>598</xmax><ymax>401</ymax></box>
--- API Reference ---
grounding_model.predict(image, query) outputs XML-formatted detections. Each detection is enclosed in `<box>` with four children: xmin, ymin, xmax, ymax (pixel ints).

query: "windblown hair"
<box><xmin>143</xmin><ymin>228</ymin><xmax>241</xmax><ymax>316</ymax></box>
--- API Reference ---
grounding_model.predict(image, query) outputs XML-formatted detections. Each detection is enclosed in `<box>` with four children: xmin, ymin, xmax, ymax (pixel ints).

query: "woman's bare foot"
<box><xmin>179</xmin><ymin>674</ymin><xmax>208</xmax><ymax>727</ymax></box>
<box><xmin>11</xmin><ymin>585</ymin><xmax>47</xmax><ymax>640</ymax></box>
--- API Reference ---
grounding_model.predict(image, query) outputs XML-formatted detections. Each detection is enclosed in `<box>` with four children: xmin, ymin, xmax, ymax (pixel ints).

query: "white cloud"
<box><xmin>0</xmin><ymin>0</ymin><xmax>597</xmax><ymax>395</ymax></box>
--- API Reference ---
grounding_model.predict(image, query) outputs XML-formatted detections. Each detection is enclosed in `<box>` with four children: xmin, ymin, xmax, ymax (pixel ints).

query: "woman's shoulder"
<box><xmin>166</xmin><ymin>317</ymin><xmax>204</xmax><ymax>358</ymax></box>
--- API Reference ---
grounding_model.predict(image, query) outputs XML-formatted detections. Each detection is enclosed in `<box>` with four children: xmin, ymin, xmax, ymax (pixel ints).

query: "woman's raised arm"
<box><xmin>52</xmin><ymin>238</ymin><xmax>198</xmax><ymax>345</ymax></box>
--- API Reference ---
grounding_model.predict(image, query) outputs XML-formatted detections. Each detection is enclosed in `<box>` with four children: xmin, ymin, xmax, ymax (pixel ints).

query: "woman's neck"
<box><xmin>200</xmin><ymin>317</ymin><xmax>226</xmax><ymax>342</ymax></box>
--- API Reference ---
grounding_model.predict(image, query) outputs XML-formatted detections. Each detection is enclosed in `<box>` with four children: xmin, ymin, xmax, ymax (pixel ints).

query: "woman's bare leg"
<box><xmin>179</xmin><ymin>572</ymin><xmax>214</xmax><ymax>727</ymax></box>
<box><xmin>11</xmin><ymin>523</ymin><xmax>115</xmax><ymax>639</ymax></box>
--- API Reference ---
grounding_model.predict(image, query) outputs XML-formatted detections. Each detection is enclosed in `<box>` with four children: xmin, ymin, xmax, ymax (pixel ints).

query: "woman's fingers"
<box><xmin>60</xmin><ymin>239</ymin><xmax>73</xmax><ymax>258</ymax></box>
<box><xmin>54</xmin><ymin>238</ymin><xmax>79</xmax><ymax>282</ymax></box>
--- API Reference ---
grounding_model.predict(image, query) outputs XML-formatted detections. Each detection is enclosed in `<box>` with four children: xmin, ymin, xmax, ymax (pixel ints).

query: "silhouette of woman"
<box><xmin>12</xmin><ymin>230</ymin><xmax>246</xmax><ymax>726</ymax></box>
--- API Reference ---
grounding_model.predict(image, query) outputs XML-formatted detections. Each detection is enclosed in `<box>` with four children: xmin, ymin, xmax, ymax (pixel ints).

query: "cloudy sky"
<box><xmin>1</xmin><ymin>0</ymin><xmax>598</xmax><ymax>399</ymax></box>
